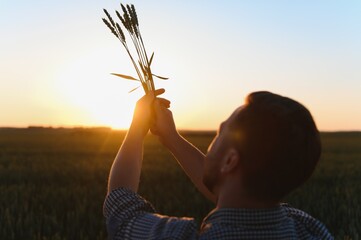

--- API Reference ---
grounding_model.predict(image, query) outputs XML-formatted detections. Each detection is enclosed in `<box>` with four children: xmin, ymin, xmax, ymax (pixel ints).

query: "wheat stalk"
<box><xmin>102</xmin><ymin>3</ymin><xmax>168</xmax><ymax>93</ymax></box>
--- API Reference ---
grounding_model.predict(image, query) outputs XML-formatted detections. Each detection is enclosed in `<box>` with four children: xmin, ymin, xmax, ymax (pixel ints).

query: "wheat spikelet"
<box><xmin>121</xmin><ymin>4</ymin><xmax>133</xmax><ymax>34</ymax></box>
<box><xmin>102</xmin><ymin>18</ymin><xmax>118</xmax><ymax>38</ymax></box>
<box><xmin>115</xmin><ymin>10</ymin><xmax>128</xmax><ymax>32</ymax></box>
<box><xmin>131</xmin><ymin>4</ymin><xmax>138</xmax><ymax>27</ymax></box>
<box><xmin>116</xmin><ymin>23</ymin><xmax>126</xmax><ymax>42</ymax></box>
<box><xmin>120</xmin><ymin>4</ymin><xmax>128</xmax><ymax>17</ymax></box>
<box><xmin>127</xmin><ymin>4</ymin><xmax>139</xmax><ymax>37</ymax></box>
<box><xmin>116</xmin><ymin>11</ymin><xmax>124</xmax><ymax>24</ymax></box>
<box><xmin>103</xmin><ymin>9</ymin><xmax>115</xmax><ymax>27</ymax></box>
<box><xmin>126</xmin><ymin>5</ymin><xmax>133</xmax><ymax>18</ymax></box>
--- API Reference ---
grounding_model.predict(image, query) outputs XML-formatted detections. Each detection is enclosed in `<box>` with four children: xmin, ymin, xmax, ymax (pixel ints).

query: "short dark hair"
<box><xmin>228</xmin><ymin>91</ymin><xmax>321</xmax><ymax>201</ymax></box>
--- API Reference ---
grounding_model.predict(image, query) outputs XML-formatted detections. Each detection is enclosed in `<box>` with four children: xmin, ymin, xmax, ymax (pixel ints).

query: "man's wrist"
<box><xmin>128</xmin><ymin>122</ymin><xmax>148</xmax><ymax>140</ymax></box>
<box><xmin>162</xmin><ymin>131</ymin><xmax>182</xmax><ymax>151</ymax></box>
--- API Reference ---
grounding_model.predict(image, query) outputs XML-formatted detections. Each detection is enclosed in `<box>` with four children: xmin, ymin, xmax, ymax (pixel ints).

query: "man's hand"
<box><xmin>129</xmin><ymin>89</ymin><xmax>167</xmax><ymax>138</ymax></box>
<box><xmin>151</xmin><ymin>99</ymin><xmax>179</xmax><ymax>147</ymax></box>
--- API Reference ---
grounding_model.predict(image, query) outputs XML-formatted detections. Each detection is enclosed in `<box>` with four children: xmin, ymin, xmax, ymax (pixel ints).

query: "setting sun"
<box><xmin>53</xmin><ymin>49</ymin><xmax>139</xmax><ymax>129</ymax></box>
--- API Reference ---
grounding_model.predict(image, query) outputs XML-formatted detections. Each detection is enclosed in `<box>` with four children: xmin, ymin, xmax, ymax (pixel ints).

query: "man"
<box><xmin>103</xmin><ymin>89</ymin><xmax>333</xmax><ymax>239</ymax></box>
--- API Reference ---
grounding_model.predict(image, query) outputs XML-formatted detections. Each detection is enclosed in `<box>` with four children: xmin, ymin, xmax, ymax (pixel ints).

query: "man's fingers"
<box><xmin>139</xmin><ymin>89</ymin><xmax>165</xmax><ymax>105</ymax></box>
<box><xmin>156</xmin><ymin>98</ymin><xmax>171</xmax><ymax>108</ymax></box>
<box><xmin>154</xmin><ymin>88</ymin><xmax>165</xmax><ymax>97</ymax></box>
<box><xmin>154</xmin><ymin>100</ymin><xmax>171</xmax><ymax>114</ymax></box>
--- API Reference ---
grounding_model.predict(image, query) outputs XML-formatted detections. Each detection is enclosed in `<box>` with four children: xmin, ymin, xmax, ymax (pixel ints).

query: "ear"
<box><xmin>220</xmin><ymin>148</ymin><xmax>240</xmax><ymax>174</ymax></box>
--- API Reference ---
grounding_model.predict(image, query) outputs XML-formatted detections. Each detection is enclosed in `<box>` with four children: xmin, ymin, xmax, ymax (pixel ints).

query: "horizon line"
<box><xmin>0</xmin><ymin>125</ymin><xmax>361</xmax><ymax>133</ymax></box>
<box><xmin>0</xmin><ymin>125</ymin><xmax>217</xmax><ymax>132</ymax></box>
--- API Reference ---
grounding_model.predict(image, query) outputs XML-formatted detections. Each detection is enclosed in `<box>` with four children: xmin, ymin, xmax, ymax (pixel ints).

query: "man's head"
<box><xmin>203</xmin><ymin>91</ymin><xmax>321</xmax><ymax>202</ymax></box>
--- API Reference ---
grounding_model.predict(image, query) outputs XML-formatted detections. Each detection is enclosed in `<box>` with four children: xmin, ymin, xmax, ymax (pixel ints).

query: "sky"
<box><xmin>1</xmin><ymin>0</ymin><xmax>360</xmax><ymax>131</ymax></box>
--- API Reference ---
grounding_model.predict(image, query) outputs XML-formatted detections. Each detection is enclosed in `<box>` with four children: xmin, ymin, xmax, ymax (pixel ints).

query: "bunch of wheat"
<box><xmin>102</xmin><ymin>3</ymin><xmax>167</xmax><ymax>93</ymax></box>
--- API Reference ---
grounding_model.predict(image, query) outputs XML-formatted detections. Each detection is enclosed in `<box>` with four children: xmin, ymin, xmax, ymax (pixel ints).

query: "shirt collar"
<box><xmin>202</xmin><ymin>205</ymin><xmax>288</xmax><ymax>227</ymax></box>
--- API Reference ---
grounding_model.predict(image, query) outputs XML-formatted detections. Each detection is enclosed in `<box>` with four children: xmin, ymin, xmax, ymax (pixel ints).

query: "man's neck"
<box><xmin>216</xmin><ymin>183</ymin><xmax>279</xmax><ymax>209</ymax></box>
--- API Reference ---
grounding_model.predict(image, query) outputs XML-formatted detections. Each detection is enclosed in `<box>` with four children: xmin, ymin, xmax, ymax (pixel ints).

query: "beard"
<box><xmin>202</xmin><ymin>160</ymin><xmax>221</xmax><ymax>193</ymax></box>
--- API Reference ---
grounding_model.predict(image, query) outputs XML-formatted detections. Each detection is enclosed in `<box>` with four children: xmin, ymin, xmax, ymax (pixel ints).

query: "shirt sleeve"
<box><xmin>103</xmin><ymin>188</ymin><xmax>198</xmax><ymax>240</ymax></box>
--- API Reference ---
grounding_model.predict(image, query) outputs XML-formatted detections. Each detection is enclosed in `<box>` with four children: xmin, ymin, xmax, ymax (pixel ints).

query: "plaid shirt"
<box><xmin>104</xmin><ymin>188</ymin><xmax>333</xmax><ymax>240</ymax></box>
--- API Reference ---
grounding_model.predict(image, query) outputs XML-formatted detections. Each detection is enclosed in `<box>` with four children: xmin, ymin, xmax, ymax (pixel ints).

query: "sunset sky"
<box><xmin>1</xmin><ymin>1</ymin><xmax>360</xmax><ymax>131</ymax></box>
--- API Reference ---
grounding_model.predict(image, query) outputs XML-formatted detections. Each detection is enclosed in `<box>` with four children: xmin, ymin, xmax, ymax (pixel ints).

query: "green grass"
<box><xmin>0</xmin><ymin>128</ymin><xmax>360</xmax><ymax>239</ymax></box>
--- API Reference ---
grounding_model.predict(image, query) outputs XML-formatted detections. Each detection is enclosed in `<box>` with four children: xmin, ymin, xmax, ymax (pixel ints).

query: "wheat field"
<box><xmin>0</xmin><ymin>128</ymin><xmax>360</xmax><ymax>239</ymax></box>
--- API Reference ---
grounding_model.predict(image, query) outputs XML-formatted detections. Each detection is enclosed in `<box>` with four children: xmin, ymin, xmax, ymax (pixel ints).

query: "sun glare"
<box><xmin>53</xmin><ymin>51</ymin><xmax>140</xmax><ymax>129</ymax></box>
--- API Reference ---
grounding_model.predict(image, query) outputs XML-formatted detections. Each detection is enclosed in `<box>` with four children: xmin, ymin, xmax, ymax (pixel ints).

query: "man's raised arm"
<box><xmin>152</xmin><ymin>101</ymin><xmax>216</xmax><ymax>203</ymax></box>
<box><xmin>107</xmin><ymin>89</ymin><xmax>167</xmax><ymax>194</ymax></box>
